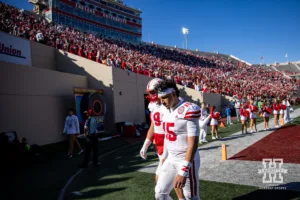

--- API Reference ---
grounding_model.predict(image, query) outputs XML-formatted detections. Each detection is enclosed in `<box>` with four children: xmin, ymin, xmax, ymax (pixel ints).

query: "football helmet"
<box><xmin>146</xmin><ymin>78</ymin><xmax>162</xmax><ymax>102</ymax></box>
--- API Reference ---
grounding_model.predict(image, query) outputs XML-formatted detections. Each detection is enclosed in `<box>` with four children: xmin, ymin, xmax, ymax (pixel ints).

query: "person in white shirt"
<box><xmin>199</xmin><ymin>102</ymin><xmax>210</xmax><ymax>144</ymax></box>
<box><xmin>63</xmin><ymin>108</ymin><xmax>83</xmax><ymax>158</ymax></box>
<box><xmin>194</xmin><ymin>80</ymin><xmax>201</xmax><ymax>91</ymax></box>
<box><xmin>279</xmin><ymin>100</ymin><xmax>286</xmax><ymax>126</ymax></box>
<box><xmin>283</xmin><ymin>98</ymin><xmax>291</xmax><ymax>123</ymax></box>
<box><xmin>36</xmin><ymin>31</ymin><xmax>44</xmax><ymax>42</ymax></box>
<box><xmin>234</xmin><ymin>100</ymin><xmax>241</xmax><ymax>122</ymax></box>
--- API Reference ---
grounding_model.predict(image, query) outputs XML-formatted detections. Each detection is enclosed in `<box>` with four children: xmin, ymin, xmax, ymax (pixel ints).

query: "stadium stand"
<box><xmin>1</xmin><ymin>2</ymin><xmax>300</xmax><ymax>100</ymax></box>
<box><xmin>262</xmin><ymin>61</ymin><xmax>300</xmax><ymax>76</ymax></box>
<box><xmin>273</xmin><ymin>62</ymin><xmax>300</xmax><ymax>73</ymax></box>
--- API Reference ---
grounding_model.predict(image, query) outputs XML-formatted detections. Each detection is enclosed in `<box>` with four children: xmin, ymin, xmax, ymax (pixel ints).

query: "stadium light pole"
<box><xmin>182</xmin><ymin>27</ymin><xmax>189</xmax><ymax>50</ymax></box>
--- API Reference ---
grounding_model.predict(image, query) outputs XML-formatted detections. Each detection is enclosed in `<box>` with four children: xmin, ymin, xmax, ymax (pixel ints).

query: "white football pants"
<box><xmin>155</xmin><ymin>152</ymin><xmax>200</xmax><ymax>200</ymax></box>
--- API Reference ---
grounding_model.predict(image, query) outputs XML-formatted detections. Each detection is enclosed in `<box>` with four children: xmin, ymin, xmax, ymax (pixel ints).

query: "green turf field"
<box><xmin>293</xmin><ymin>104</ymin><xmax>300</xmax><ymax>110</ymax></box>
<box><xmin>292</xmin><ymin>116</ymin><xmax>300</xmax><ymax>125</ymax></box>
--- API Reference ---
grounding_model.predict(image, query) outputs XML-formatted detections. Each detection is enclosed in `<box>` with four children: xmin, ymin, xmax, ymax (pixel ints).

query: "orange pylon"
<box><xmin>220</xmin><ymin>121</ymin><xmax>226</xmax><ymax>128</ymax></box>
<box><xmin>222</xmin><ymin>144</ymin><xmax>227</xmax><ymax>161</ymax></box>
<box><xmin>280</xmin><ymin>118</ymin><xmax>284</xmax><ymax>126</ymax></box>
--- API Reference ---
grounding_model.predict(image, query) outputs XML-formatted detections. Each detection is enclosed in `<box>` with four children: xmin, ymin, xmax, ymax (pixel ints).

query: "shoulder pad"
<box><xmin>148</xmin><ymin>102</ymin><xmax>156</xmax><ymax>112</ymax></box>
<box><xmin>176</xmin><ymin>102</ymin><xmax>200</xmax><ymax>119</ymax></box>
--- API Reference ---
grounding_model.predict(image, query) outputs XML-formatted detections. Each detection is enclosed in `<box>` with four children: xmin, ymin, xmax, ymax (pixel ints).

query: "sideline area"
<box><xmin>140</xmin><ymin>108</ymin><xmax>300</xmax><ymax>191</ymax></box>
<box><xmin>62</xmin><ymin>108</ymin><xmax>300</xmax><ymax>200</ymax></box>
<box><xmin>3</xmin><ymin>108</ymin><xmax>300</xmax><ymax>200</ymax></box>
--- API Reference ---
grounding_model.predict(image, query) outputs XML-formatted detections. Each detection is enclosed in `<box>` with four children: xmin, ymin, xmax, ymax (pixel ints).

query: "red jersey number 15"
<box><xmin>165</xmin><ymin>122</ymin><xmax>177</xmax><ymax>142</ymax></box>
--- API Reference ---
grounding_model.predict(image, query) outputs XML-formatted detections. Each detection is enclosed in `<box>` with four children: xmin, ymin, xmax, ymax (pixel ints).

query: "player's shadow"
<box><xmin>64</xmin><ymin>175</ymin><xmax>132</xmax><ymax>200</ymax></box>
<box><xmin>66</xmin><ymin>188</ymin><xmax>127</xmax><ymax>200</ymax></box>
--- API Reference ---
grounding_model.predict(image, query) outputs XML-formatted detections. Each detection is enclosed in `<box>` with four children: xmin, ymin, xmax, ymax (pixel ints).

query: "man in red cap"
<box><xmin>80</xmin><ymin>109</ymin><xmax>99</xmax><ymax>168</ymax></box>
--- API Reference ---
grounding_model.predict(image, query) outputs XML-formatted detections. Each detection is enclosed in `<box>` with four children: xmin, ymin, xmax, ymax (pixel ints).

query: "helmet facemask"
<box><xmin>146</xmin><ymin>90</ymin><xmax>159</xmax><ymax>103</ymax></box>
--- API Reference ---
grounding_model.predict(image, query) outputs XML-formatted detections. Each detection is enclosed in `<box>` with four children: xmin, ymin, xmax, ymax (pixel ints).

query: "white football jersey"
<box><xmin>148</xmin><ymin>102</ymin><xmax>156</xmax><ymax>113</ymax></box>
<box><xmin>149</xmin><ymin>103</ymin><xmax>165</xmax><ymax>134</ymax></box>
<box><xmin>163</xmin><ymin>101</ymin><xmax>200</xmax><ymax>158</ymax></box>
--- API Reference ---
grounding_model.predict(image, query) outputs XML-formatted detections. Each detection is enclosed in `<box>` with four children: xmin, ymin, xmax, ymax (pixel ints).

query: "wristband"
<box><xmin>142</xmin><ymin>138</ymin><xmax>152</xmax><ymax>150</ymax></box>
<box><xmin>178</xmin><ymin>161</ymin><xmax>192</xmax><ymax>177</ymax></box>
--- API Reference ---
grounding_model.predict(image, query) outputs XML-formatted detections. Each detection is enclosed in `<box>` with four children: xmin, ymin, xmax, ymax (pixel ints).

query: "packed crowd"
<box><xmin>283</xmin><ymin>71</ymin><xmax>300</xmax><ymax>75</ymax></box>
<box><xmin>1</xmin><ymin>2</ymin><xmax>300</xmax><ymax>99</ymax></box>
<box><xmin>253</xmin><ymin>64</ymin><xmax>299</xmax><ymax>75</ymax></box>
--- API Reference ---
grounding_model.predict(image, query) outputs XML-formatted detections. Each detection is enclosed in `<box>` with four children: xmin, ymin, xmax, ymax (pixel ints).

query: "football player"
<box><xmin>140</xmin><ymin>78</ymin><xmax>165</xmax><ymax>181</ymax></box>
<box><xmin>154</xmin><ymin>80</ymin><xmax>201</xmax><ymax>200</ymax></box>
<box><xmin>140</xmin><ymin>78</ymin><xmax>183</xmax><ymax>200</ymax></box>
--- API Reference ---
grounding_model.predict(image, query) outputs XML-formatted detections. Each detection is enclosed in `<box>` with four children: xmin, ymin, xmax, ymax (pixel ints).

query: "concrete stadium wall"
<box><xmin>112</xmin><ymin>73</ymin><xmax>222</xmax><ymax>122</ymax></box>
<box><xmin>1</xmin><ymin>35</ymin><xmax>222</xmax><ymax>145</ymax></box>
<box><xmin>176</xmin><ymin>86</ymin><xmax>222</xmax><ymax>111</ymax></box>
<box><xmin>31</xmin><ymin>41</ymin><xmax>56</xmax><ymax>71</ymax></box>
<box><xmin>203</xmin><ymin>92</ymin><xmax>222</xmax><ymax>111</ymax></box>
<box><xmin>55</xmin><ymin>50</ymin><xmax>115</xmax><ymax>132</ymax></box>
<box><xmin>221</xmin><ymin>95</ymin><xmax>233</xmax><ymax>107</ymax></box>
<box><xmin>54</xmin><ymin>51</ymin><xmax>153</xmax><ymax>125</ymax></box>
<box><xmin>112</xmin><ymin>68</ymin><xmax>152</xmax><ymax>124</ymax></box>
<box><xmin>177</xmin><ymin>85</ymin><xmax>203</xmax><ymax>105</ymax></box>
<box><xmin>0</xmin><ymin>62</ymin><xmax>88</xmax><ymax>145</ymax></box>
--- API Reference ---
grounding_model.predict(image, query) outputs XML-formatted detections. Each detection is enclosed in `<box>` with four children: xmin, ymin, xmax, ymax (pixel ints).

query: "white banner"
<box><xmin>0</xmin><ymin>32</ymin><xmax>32</xmax><ymax>66</ymax></box>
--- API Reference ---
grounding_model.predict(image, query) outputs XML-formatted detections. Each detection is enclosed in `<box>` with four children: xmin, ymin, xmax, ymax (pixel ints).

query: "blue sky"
<box><xmin>4</xmin><ymin>0</ymin><xmax>300</xmax><ymax>64</ymax></box>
